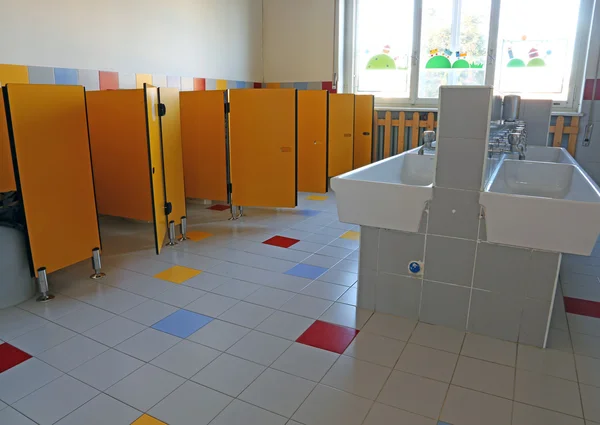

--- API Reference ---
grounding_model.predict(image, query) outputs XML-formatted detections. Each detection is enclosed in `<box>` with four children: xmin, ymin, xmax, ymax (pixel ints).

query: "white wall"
<box><xmin>0</xmin><ymin>0</ymin><xmax>263</xmax><ymax>82</ymax></box>
<box><xmin>263</xmin><ymin>0</ymin><xmax>335</xmax><ymax>82</ymax></box>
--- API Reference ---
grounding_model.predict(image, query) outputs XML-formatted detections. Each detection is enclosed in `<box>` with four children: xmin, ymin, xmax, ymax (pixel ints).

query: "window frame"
<box><xmin>342</xmin><ymin>0</ymin><xmax>593</xmax><ymax>113</ymax></box>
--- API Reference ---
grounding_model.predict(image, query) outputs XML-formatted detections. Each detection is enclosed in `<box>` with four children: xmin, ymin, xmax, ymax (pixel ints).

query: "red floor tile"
<box><xmin>263</xmin><ymin>235</ymin><xmax>300</xmax><ymax>248</ymax></box>
<box><xmin>207</xmin><ymin>204</ymin><xmax>230</xmax><ymax>211</ymax></box>
<box><xmin>564</xmin><ymin>296</ymin><xmax>600</xmax><ymax>319</ymax></box>
<box><xmin>0</xmin><ymin>343</ymin><xmax>32</xmax><ymax>373</ymax></box>
<box><xmin>296</xmin><ymin>320</ymin><xmax>359</xmax><ymax>354</ymax></box>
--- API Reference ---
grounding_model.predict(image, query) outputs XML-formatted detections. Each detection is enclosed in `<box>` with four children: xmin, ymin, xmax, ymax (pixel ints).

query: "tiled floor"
<box><xmin>1</xmin><ymin>193</ymin><xmax>600</xmax><ymax>424</ymax></box>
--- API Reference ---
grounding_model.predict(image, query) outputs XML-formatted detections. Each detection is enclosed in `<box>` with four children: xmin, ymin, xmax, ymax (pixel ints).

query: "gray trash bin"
<box><xmin>0</xmin><ymin>226</ymin><xmax>35</xmax><ymax>308</ymax></box>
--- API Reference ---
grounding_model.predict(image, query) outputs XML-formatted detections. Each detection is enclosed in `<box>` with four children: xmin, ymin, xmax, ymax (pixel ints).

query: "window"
<box><xmin>346</xmin><ymin>0</ymin><xmax>592</xmax><ymax>110</ymax></box>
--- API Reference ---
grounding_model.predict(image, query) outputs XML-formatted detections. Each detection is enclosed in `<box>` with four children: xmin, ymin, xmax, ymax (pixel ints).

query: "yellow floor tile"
<box><xmin>154</xmin><ymin>265</ymin><xmax>202</xmax><ymax>284</ymax></box>
<box><xmin>341</xmin><ymin>231</ymin><xmax>360</xmax><ymax>240</ymax></box>
<box><xmin>131</xmin><ymin>414</ymin><xmax>167</xmax><ymax>425</ymax></box>
<box><xmin>306</xmin><ymin>195</ymin><xmax>328</xmax><ymax>201</ymax></box>
<box><xmin>186</xmin><ymin>231</ymin><xmax>213</xmax><ymax>242</ymax></box>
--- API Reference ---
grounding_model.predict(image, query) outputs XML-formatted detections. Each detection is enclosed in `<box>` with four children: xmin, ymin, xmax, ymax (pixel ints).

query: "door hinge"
<box><xmin>227</xmin><ymin>183</ymin><xmax>233</xmax><ymax>194</ymax></box>
<box><xmin>164</xmin><ymin>202</ymin><xmax>172</xmax><ymax>215</ymax></box>
<box><xmin>224</xmin><ymin>102</ymin><xmax>230</xmax><ymax>114</ymax></box>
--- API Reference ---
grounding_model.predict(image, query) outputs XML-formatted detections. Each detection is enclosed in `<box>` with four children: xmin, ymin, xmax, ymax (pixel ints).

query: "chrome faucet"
<box><xmin>418</xmin><ymin>130</ymin><xmax>436</xmax><ymax>155</ymax></box>
<box><xmin>488</xmin><ymin>121</ymin><xmax>527</xmax><ymax>160</ymax></box>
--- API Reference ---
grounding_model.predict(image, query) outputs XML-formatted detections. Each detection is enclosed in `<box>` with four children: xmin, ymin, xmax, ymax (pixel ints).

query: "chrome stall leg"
<box><xmin>178</xmin><ymin>216</ymin><xmax>189</xmax><ymax>241</ymax></box>
<box><xmin>238</xmin><ymin>206</ymin><xmax>244</xmax><ymax>218</ymax></box>
<box><xmin>90</xmin><ymin>247</ymin><xmax>106</xmax><ymax>279</ymax></box>
<box><xmin>228</xmin><ymin>204</ymin><xmax>238</xmax><ymax>221</ymax></box>
<box><xmin>167</xmin><ymin>220</ymin><xmax>178</xmax><ymax>246</ymax></box>
<box><xmin>36</xmin><ymin>267</ymin><xmax>54</xmax><ymax>302</ymax></box>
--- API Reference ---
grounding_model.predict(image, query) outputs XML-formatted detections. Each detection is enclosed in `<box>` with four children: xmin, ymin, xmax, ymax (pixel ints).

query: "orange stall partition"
<box><xmin>0</xmin><ymin>95</ymin><xmax>16</xmax><ymax>192</ymax></box>
<box><xmin>180</xmin><ymin>90</ymin><xmax>228</xmax><ymax>201</ymax></box>
<box><xmin>158</xmin><ymin>87</ymin><xmax>186</xmax><ymax>226</ymax></box>
<box><xmin>228</xmin><ymin>89</ymin><xmax>297</xmax><ymax>208</ymax></box>
<box><xmin>353</xmin><ymin>94</ymin><xmax>374</xmax><ymax>169</ymax></box>
<box><xmin>87</xmin><ymin>90</ymin><xmax>153</xmax><ymax>222</ymax></box>
<box><xmin>328</xmin><ymin>94</ymin><xmax>355</xmax><ymax>177</ymax></box>
<box><xmin>298</xmin><ymin>90</ymin><xmax>328</xmax><ymax>193</ymax></box>
<box><xmin>3</xmin><ymin>84</ymin><xmax>100</xmax><ymax>275</ymax></box>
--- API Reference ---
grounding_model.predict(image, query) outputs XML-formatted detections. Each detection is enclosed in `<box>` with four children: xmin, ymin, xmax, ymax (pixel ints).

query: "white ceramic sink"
<box><xmin>506</xmin><ymin>146</ymin><xmax>575</xmax><ymax>164</ymax></box>
<box><xmin>331</xmin><ymin>150</ymin><xmax>434</xmax><ymax>232</ymax></box>
<box><xmin>481</xmin><ymin>158</ymin><xmax>600</xmax><ymax>255</ymax></box>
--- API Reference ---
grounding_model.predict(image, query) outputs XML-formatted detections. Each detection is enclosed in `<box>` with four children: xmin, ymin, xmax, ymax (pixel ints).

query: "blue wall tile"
<box><xmin>54</xmin><ymin>68</ymin><xmax>78</xmax><ymax>85</ymax></box>
<box><xmin>294</xmin><ymin>82</ymin><xmax>309</xmax><ymax>90</ymax></box>
<box><xmin>236</xmin><ymin>81</ymin><xmax>246</xmax><ymax>89</ymax></box>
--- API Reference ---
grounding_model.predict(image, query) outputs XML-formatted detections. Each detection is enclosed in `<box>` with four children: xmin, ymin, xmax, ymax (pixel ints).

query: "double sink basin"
<box><xmin>331</xmin><ymin>146</ymin><xmax>600</xmax><ymax>255</ymax></box>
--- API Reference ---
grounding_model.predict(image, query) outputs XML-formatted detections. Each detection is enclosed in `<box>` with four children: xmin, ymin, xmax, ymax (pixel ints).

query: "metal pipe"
<box><xmin>167</xmin><ymin>220</ymin><xmax>178</xmax><ymax>246</ymax></box>
<box><xmin>90</xmin><ymin>247</ymin><xmax>106</xmax><ymax>279</ymax></box>
<box><xmin>178</xmin><ymin>216</ymin><xmax>189</xmax><ymax>241</ymax></box>
<box><xmin>36</xmin><ymin>267</ymin><xmax>54</xmax><ymax>302</ymax></box>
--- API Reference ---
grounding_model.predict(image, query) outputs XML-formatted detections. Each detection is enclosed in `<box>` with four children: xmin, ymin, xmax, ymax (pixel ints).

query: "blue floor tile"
<box><xmin>297</xmin><ymin>209</ymin><xmax>322</xmax><ymax>217</ymax></box>
<box><xmin>285</xmin><ymin>263</ymin><xmax>328</xmax><ymax>279</ymax></box>
<box><xmin>152</xmin><ymin>310</ymin><xmax>213</xmax><ymax>338</ymax></box>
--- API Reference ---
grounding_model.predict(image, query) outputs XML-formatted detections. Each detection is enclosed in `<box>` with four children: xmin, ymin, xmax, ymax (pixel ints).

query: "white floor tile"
<box><xmin>218</xmin><ymin>301</ymin><xmax>274</xmax><ymax>328</ymax></box>
<box><xmin>185</xmin><ymin>293</ymin><xmax>239</xmax><ymax>317</ymax></box>
<box><xmin>0</xmin><ymin>308</ymin><xmax>49</xmax><ymax>341</ymax></box>
<box><xmin>110</xmin><ymin>273</ymin><xmax>173</xmax><ymax>298</ymax></box>
<box><xmin>280</xmin><ymin>295</ymin><xmax>333</xmax><ymax>319</ymax></box>
<box><xmin>300</xmin><ymin>281</ymin><xmax>348</xmax><ymax>301</ymax></box>
<box><xmin>54</xmin><ymin>393</ymin><xmax>141</xmax><ymax>425</ymax></box>
<box><xmin>581</xmin><ymin>384</ymin><xmax>600</xmax><ymax>423</ymax></box>
<box><xmin>318</xmin><ymin>269</ymin><xmax>357</xmax><ymax>286</ymax></box>
<box><xmin>363</xmin><ymin>402</ymin><xmax>436</xmax><ymax>425</ymax></box>
<box><xmin>332</xmin><ymin>259</ymin><xmax>359</xmax><ymax>273</ymax></box>
<box><xmin>329</xmin><ymin>237</ymin><xmax>360</xmax><ymax>250</ymax></box>
<box><xmin>150</xmin><ymin>340</ymin><xmax>220</xmax><ymax>378</ymax></box>
<box><xmin>319</xmin><ymin>303</ymin><xmax>372</xmax><ymax>329</ymax></box>
<box><xmin>0</xmin><ymin>407</ymin><xmax>37</xmax><ymax>424</ymax></box>
<box><xmin>452</xmin><ymin>356</ymin><xmax>514</xmax><ymax>398</ymax></box>
<box><xmin>461</xmin><ymin>333</ymin><xmax>517</xmax><ymax>366</ymax></box>
<box><xmin>211</xmin><ymin>399</ymin><xmax>287</xmax><ymax>425</ymax></box>
<box><xmin>344</xmin><ymin>331</ymin><xmax>405</xmax><ymax>368</ymax></box>
<box><xmin>148</xmin><ymin>381</ymin><xmax>232</xmax><ymax>425</ymax></box>
<box><xmin>322</xmin><ymin>355</ymin><xmax>391</xmax><ymax>400</ymax></box>
<box><xmin>53</xmin><ymin>304</ymin><xmax>115</xmax><ymax>333</ymax></box>
<box><xmin>408</xmin><ymin>322</ymin><xmax>465</xmax><ymax>353</ymax></box>
<box><xmin>69</xmin><ymin>349</ymin><xmax>144</xmax><ymax>391</ymax></box>
<box><xmin>256</xmin><ymin>311</ymin><xmax>315</xmax><ymax>340</ymax></box>
<box><xmin>12</xmin><ymin>375</ymin><xmax>98</xmax><ymax>425</ymax></box>
<box><xmin>226</xmin><ymin>330</ymin><xmax>291</xmax><ymax>366</ymax></box>
<box><xmin>377</xmin><ymin>370</ymin><xmax>448</xmax><ymax>419</ymax></box>
<box><xmin>361</xmin><ymin>313</ymin><xmax>417</xmax><ymax>341</ymax></box>
<box><xmin>272</xmin><ymin>343</ymin><xmax>339</xmax><ymax>381</ymax></box>
<box><xmin>316</xmin><ymin>245</ymin><xmax>353</xmax><ymax>259</ymax></box>
<box><xmin>0</xmin><ymin>358</ymin><xmax>62</xmax><ymax>404</ymax></box>
<box><xmin>9</xmin><ymin>322</ymin><xmax>76</xmax><ymax>356</ymax></box>
<box><xmin>243</xmin><ymin>287</ymin><xmax>296</xmax><ymax>309</ymax></box>
<box><xmin>37</xmin><ymin>335</ymin><xmax>108</xmax><ymax>372</ymax></box>
<box><xmin>18</xmin><ymin>295</ymin><xmax>85</xmax><ymax>321</ymax></box>
<box><xmin>338</xmin><ymin>287</ymin><xmax>358</xmax><ymax>306</ymax></box>
<box><xmin>512</xmin><ymin>402</ymin><xmax>585</xmax><ymax>425</ymax></box>
<box><xmin>267</xmin><ymin>274</ymin><xmax>314</xmax><ymax>292</ymax></box>
<box><xmin>115</xmin><ymin>328</ymin><xmax>180</xmax><ymax>362</ymax></box>
<box><xmin>78</xmin><ymin>286</ymin><xmax>147</xmax><ymax>314</ymax></box>
<box><xmin>441</xmin><ymin>385</ymin><xmax>513</xmax><ymax>425</ymax></box>
<box><xmin>395</xmin><ymin>343</ymin><xmax>458</xmax><ymax>383</ymax></box>
<box><xmin>106</xmin><ymin>364</ymin><xmax>184</xmax><ymax>412</ymax></box>
<box><xmin>120</xmin><ymin>299</ymin><xmax>178</xmax><ymax>326</ymax></box>
<box><xmin>572</xmin><ymin>332</ymin><xmax>600</xmax><ymax>359</ymax></box>
<box><xmin>211</xmin><ymin>278</ymin><xmax>262</xmax><ymax>299</ymax></box>
<box><xmin>576</xmin><ymin>354</ymin><xmax>600</xmax><ymax>387</ymax></box>
<box><xmin>514</xmin><ymin>369</ymin><xmax>582</xmax><ymax>417</ymax></box>
<box><xmin>84</xmin><ymin>316</ymin><xmax>146</xmax><ymax>347</ymax></box>
<box><xmin>187</xmin><ymin>319</ymin><xmax>250</xmax><ymax>351</ymax></box>
<box><xmin>184</xmin><ymin>272</ymin><xmax>231</xmax><ymax>291</ymax></box>
<box><xmin>292</xmin><ymin>384</ymin><xmax>372</xmax><ymax>425</ymax></box>
<box><xmin>239</xmin><ymin>368</ymin><xmax>315</xmax><ymax>417</ymax></box>
<box><xmin>191</xmin><ymin>353</ymin><xmax>265</xmax><ymax>397</ymax></box>
<box><xmin>517</xmin><ymin>344</ymin><xmax>578</xmax><ymax>381</ymax></box>
<box><xmin>152</xmin><ymin>284</ymin><xmax>206</xmax><ymax>308</ymax></box>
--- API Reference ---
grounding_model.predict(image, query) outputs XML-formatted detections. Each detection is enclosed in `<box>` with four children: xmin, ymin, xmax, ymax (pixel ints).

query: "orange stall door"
<box><xmin>328</xmin><ymin>94</ymin><xmax>355</xmax><ymax>177</ymax></box>
<box><xmin>298</xmin><ymin>91</ymin><xmax>328</xmax><ymax>193</ymax></box>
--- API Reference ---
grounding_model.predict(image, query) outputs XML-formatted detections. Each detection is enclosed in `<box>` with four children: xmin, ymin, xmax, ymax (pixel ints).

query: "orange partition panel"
<box><xmin>87</xmin><ymin>90</ymin><xmax>153</xmax><ymax>221</ymax></box>
<box><xmin>353</xmin><ymin>94</ymin><xmax>374</xmax><ymax>169</ymax></box>
<box><xmin>144</xmin><ymin>84</ymin><xmax>168</xmax><ymax>255</ymax></box>
<box><xmin>158</xmin><ymin>88</ymin><xmax>186</xmax><ymax>226</ymax></box>
<box><xmin>0</xmin><ymin>94</ymin><xmax>16</xmax><ymax>192</ymax></box>
<box><xmin>180</xmin><ymin>90</ymin><xmax>227</xmax><ymax>201</ymax></box>
<box><xmin>4</xmin><ymin>84</ymin><xmax>100</xmax><ymax>275</ymax></box>
<box><xmin>229</xmin><ymin>89</ymin><xmax>297</xmax><ymax>208</ymax></box>
<box><xmin>298</xmin><ymin>91</ymin><xmax>328</xmax><ymax>193</ymax></box>
<box><xmin>328</xmin><ymin>94</ymin><xmax>355</xmax><ymax>177</ymax></box>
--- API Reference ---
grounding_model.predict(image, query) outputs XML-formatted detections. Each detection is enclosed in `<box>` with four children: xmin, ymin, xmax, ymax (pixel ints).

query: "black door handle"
<box><xmin>363</xmin><ymin>132</ymin><xmax>370</xmax><ymax>136</ymax></box>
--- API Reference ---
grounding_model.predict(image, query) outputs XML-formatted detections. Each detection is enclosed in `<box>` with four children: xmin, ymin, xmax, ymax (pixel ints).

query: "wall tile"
<box><xmin>28</xmin><ymin>66</ymin><xmax>55</xmax><ymax>84</ymax></box>
<box><xmin>266</xmin><ymin>82</ymin><xmax>280</xmax><ymax>88</ymax></box>
<box><xmin>468</xmin><ymin>289</ymin><xmax>522</xmax><ymax>342</ymax></box>
<box><xmin>280</xmin><ymin>82</ymin><xmax>294</xmax><ymax>88</ymax></box>
<box><xmin>420</xmin><ymin>280</ymin><xmax>470</xmax><ymax>330</ymax></box>
<box><xmin>226</xmin><ymin>80</ymin><xmax>236</xmax><ymax>89</ymax></box>
<box><xmin>378</xmin><ymin>230</ymin><xmax>424</xmax><ymax>277</ymax></box>
<box><xmin>135</xmin><ymin>73</ymin><xmax>152</xmax><ymax>88</ymax></box>
<box><xmin>78</xmin><ymin>69</ymin><xmax>99</xmax><ymax>91</ymax></box>
<box><xmin>584</xmin><ymin>79</ymin><xmax>595</xmax><ymax>101</ymax></box>
<box><xmin>428</xmin><ymin>187</ymin><xmax>480</xmax><ymax>239</ymax></box>
<box><xmin>435</xmin><ymin>137</ymin><xmax>487</xmax><ymax>191</ymax></box>
<box><xmin>152</xmin><ymin>74</ymin><xmax>167</xmax><ymax>87</ymax></box>
<box><xmin>206</xmin><ymin>79</ymin><xmax>217</xmax><ymax>90</ymax></box>
<box><xmin>193</xmin><ymin>78</ymin><xmax>206</xmax><ymax>91</ymax></box>
<box><xmin>473</xmin><ymin>242</ymin><xmax>530</xmax><ymax>296</ymax></box>
<box><xmin>253</xmin><ymin>82</ymin><xmax>262</xmax><ymax>88</ymax></box>
<box><xmin>118</xmin><ymin>72</ymin><xmax>136</xmax><ymax>89</ymax></box>
<box><xmin>322</xmin><ymin>81</ymin><xmax>336</xmax><ymax>93</ymax></box>
<box><xmin>438</xmin><ymin>86</ymin><xmax>492</xmax><ymax>141</ymax></box>
<box><xmin>359</xmin><ymin>226</ymin><xmax>379</xmax><ymax>270</ymax></box>
<box><xmin>0</xmin><ymin>64</ymin><xmax>29</xmax><ymax>84</ymax></box>
<box><xmin>375</xmin><ymin>273</ymin><xmax>421</xmax><ymax>319</ymax></box>
<box><xmin>307</xmin><ymin>82</ymin><xmax>322</xmax><ymax>90</ymax></box>
<box><xmin>519</xmin><ymin>298</ymin><xmax>551</xmax><ymax>347</ymax></box>
<box><xmin>527</xmin><ymin>251</ymin><xmax>560</xmax><ymax>301</ymax></box>
<box><xmin>54</xmin><ymin>68</ymin><xmax>78</xmax><ymax>85</ymax></box>
<box><xmin>99</xmin><ymin>71</ymin><xmax>118</xmax><ymax>90</ymax></box>
<box><xmin>424</xmin><ymin>235</ymin><xmax>476</xmax><ymax>287</ymax></box>
<box><xmin>294</xmin><ymin>82</ymin><xmax>309</xmax><ymax>90</ymax></box>
<box><xmin>245</xmin><ymin>82</ymin><xmax>254</xmax><ymax>89</ymax></box>
<box><xmin>236</xmin><ymin>81</ymin><xmax>246</xmax><ymax>89</ymax></box>
<box><xmin>358</xmin><ymin>268</ymin><xmax>377</xmax><ymax>310</ymax></box>
<box><xmin>167</xmin><ymin>76</ymin><xmax>181</xmax><ymax>89</ymax></box>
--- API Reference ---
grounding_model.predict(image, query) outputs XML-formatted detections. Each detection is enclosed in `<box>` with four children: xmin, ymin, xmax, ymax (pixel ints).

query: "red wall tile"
<box><xmin>194</xmin><ymin>78</ymin><xmax>206</xmax><ymax>91</ymax></box>
<box><xmin>322</xmin><ymin>81</ymin><xmax>337</xmax><ymax>93</ymax></box>
<box><xmin>99</xmin><ymin>71</ymin><xmax>118</xmax><ymax>90</ymax></box>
